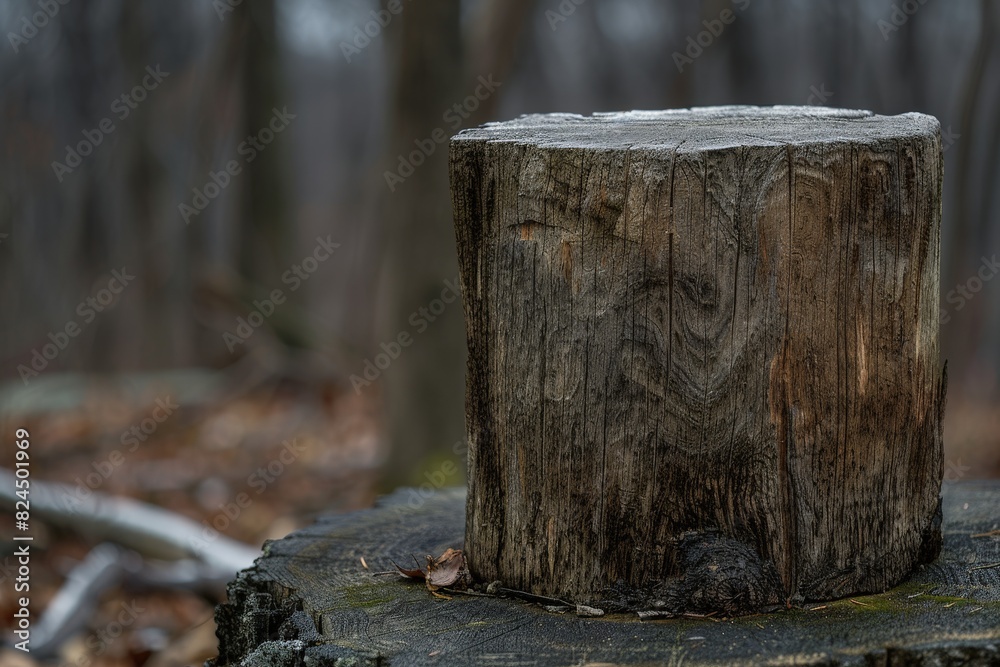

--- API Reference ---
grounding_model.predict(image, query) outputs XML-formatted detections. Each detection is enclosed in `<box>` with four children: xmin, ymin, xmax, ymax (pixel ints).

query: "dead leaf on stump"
<box><xmin>391</xmin><ymin>555</ymin><xmax>427</xmax><ymax>580</ymax></box>
<box><xmin>426</xmin><ymin>548</ymin><xmax>469</xmax><ymax>589</ymax></box>
<box><xmin>393</xmin><ymin>548</ymin><xmax>470</xmax><ymax>592</ymax></box>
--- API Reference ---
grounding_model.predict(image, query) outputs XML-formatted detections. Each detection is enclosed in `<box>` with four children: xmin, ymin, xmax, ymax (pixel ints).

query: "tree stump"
<box><xmin>209</xmin><ymin>482</ymin><xmax>1000</xmax><ymax>666</ymax></box>
<box><xmin>449</xmin><ymin>107</ymin><xmax>947</xmax><ymax>608</ymax></box>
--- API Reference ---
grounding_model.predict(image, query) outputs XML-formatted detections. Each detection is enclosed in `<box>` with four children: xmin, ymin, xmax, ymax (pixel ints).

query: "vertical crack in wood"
<box><xmin>578</xmin><ymin>149</ymin><xmax>593</xmax><ymax>592</ymax></box>
<box><xmin>491</xmin><ymin>142</ymin><xmax>508</xmax><ymax>572</ymax></box>
<box><xmin>776</xmin><ymin>143</ymin><xmax>798</xmax><ymax>597</ymax></box>
<box><xmin>621</xmin><ymin>145</ymin><xmax>633</xmax><ymax>585</ymax></box>
<box><xmin>665</xmin><ymin>144</ymin><xmax>677</xmax><ymax>581</ymax></box>
<box><xmin>698</xmin><ymin>155</ymin><xmax>710</xmax><ymax>475</ymax></box>
<box><xmin>724</xmin><ymin>148</ymin><xmax>741</xmax><ymax>524</ymax></box>
<box><xmin>639</xmin><ymin>150</ymin><xmax>655</xmax><ymax>581</ymax></box>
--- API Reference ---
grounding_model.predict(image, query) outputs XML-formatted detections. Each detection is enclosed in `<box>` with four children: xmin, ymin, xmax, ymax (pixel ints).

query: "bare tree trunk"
<box><xmin>233</xmin><ymin>0</ymin><xmax>292</xmax><ymax>292</ymax></box>
<box><xmin>947</xmin><ymin>0</ymin><xmax>991</xmax><ymax>387</ymax></box>
<box><xmin>379</xmin><ymin>0</ymin><xmax>465</xmax><ymax>486</ymax></box>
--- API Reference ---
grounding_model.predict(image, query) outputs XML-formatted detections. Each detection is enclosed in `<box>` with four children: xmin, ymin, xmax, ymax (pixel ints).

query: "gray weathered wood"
<box><xmin>449</xmin><ymin>107</ymin><xmax>946</xmax><ymax>607</ymax></box>
<box><xmin>209</xmin><ymin>482</ymin><xmax>1000</xmax><ymax>666</ymax></box>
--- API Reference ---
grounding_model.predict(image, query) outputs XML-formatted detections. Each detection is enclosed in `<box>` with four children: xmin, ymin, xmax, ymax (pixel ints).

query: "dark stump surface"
<box><xmin>211</xmin><ymin>482</ymin><xmax>1000</xmax><ymax>666</ymax></box>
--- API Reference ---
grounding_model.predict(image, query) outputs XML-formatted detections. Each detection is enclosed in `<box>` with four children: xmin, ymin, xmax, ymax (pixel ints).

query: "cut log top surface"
<box><xmin>211</xmin><ymin>482</ymin><xmax>1000</xmax><ymax>667</ymax></box>
<box><xmin>452</xmin><ymin>106</ymin><xmax>940</xmax><ymax>150</ymax></box>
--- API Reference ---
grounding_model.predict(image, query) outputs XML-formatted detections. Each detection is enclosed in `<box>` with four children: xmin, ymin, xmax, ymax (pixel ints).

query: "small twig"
<box><xmin>808</xmin><ymin>605</ymin><xmax>828</xmax><ymax>611</ymax></box>
<box><xmin>943</xmin><ymin>601</ymin><xmax>958</xmax><ymax>608</ymax></box>
<box><xmin>849</xmin><ymin>599</ymin><xmax>871</xmax><ymax>607</ymax></box>
<box><xmin>496</xmin><ymin>586</ymin><xmax>574</xmax><ymax>608</ymax></box>
<box><xmin>434</xmin><ymin>583</ymin><xmax>575</xmax><ymax>608</ymax></box>
<box><xmin>969</xmin><ymin>606</ymin><xmax>984</xmax><ymax>614</ymax></box>
<box><xmin>360</xmin><ymin>557</ymin><xmax>368</xmax><ymax>569</ymax></box>
<box><xmin>441</xmin><ymin>588</ymin><xmax>496</xmax><ymax>598</ymax></box>
<box><xmin>971</xmin><ymin>529</ymin><xmax>1000</xmax><ymax>538</ymax></box>
<box><xmin>968</xmin><ymin>562</ymin><xmax>1000</xmax><ymax>572</ymax></box>
<box><xmin>681</xmin><ymin>612</ymin><xmax>720</xmax><ymax>622</ymax></box>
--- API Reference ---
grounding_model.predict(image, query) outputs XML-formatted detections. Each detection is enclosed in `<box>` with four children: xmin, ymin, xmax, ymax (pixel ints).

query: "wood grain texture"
<box><xmin>209</xmin><ymin>483</ymin><xmax>1000</xmax><ymax>667</ymax></box>
<box><xmin>449</xmin><ymin>107</ymin><xmax>946</xmax><ymax>606</ymax></box>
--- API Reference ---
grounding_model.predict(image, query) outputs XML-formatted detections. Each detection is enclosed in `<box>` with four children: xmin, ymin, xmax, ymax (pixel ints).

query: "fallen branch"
<box><xmin>126</xmin><ymin>557</ymin><xmax>239</xmax><ymax>593</ymax></box>
<box><xmin>0</xmin><ymin>468</ymin><xmax>259</xmax><ymax>573</ymax></box>
<box><xmin>24</xmin><ymin>543</ymin><xmax>124</xmax><ymax>657</ymax></box>
<box><xmin>15</xmin><ymin>543</ymin><xmax>237</xmax><ymax>658</ymax></box>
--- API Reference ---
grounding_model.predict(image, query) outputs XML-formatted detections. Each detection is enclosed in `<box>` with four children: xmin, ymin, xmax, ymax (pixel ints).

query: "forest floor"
<box><xmin>0</xmin><ymin>371</ymin><xmax>996</xmax><ymax>667</ymax></box>
<box><xmin>0</xmin><ymin>369</ymin><xmax>382</xmax><ymax>667</ymax></box>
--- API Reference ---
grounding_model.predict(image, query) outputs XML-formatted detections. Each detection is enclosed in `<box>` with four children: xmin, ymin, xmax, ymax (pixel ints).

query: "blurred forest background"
<box><xmin>0</xmin><ymin>0</ymin><xmax>999</xmax><ymax>662</ymax></box>
<box><xmin>3</xmin><ymin>0</ymin><xmax>999</xmax><ymax>484</ymax></box>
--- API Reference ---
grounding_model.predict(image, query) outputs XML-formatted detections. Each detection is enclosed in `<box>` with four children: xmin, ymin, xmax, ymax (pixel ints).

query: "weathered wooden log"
<box><xmin>209</xmin><ymin>482</ymin><xmax>1000</xmax><ymax>666</ymax></box>
<box><xmin>449</xmin><ymin>107</ymin><xmax>947</xmax><ymax>607</ymax></box>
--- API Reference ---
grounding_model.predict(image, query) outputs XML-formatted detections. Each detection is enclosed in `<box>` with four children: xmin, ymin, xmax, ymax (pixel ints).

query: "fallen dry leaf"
<box><xmin>392</xmin><ymin>548</ymin><xmax>470</xmax><ymax>592</ymax></box>
<box><xmin>426</xmin><ymin>548</ymin><xmax>468</xmax><ymax>589</ymax></box>
<box><xmin>392</xmin><ymin>556</ymin><xmax>427</xmax><ymax>580</ymax></box>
